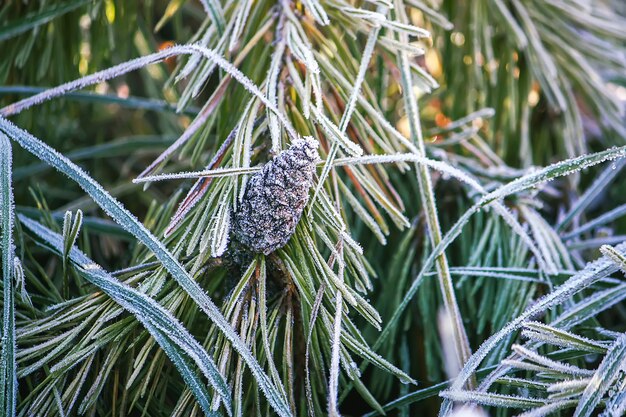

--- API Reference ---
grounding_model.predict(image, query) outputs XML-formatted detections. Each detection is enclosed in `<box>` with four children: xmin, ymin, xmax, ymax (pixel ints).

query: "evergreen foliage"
<box><xmin>0</xmin><ymin>1</ymin><xmax>625</xmax><ymax>416</ymax></box>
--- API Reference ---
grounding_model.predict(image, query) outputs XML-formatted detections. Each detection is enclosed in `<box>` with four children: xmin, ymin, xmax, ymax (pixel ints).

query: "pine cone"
<box><xmin>232</xmin><ymin>136</ymin><xmax>320</xmax><ymax>255</ymax></box>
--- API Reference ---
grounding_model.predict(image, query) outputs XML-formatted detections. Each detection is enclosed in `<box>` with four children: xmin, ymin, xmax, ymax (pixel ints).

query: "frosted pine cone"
<box><xmin>232</xmin><ymin>136</ymin><xmax>320</xmax><ymax>255</ymax></box>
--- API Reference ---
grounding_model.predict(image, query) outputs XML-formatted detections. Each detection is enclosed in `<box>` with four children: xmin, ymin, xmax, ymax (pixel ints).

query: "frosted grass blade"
<box><xmin>0</xmin><ymin>45</ymin><xmax>298</xmax><ymax>142</ymax></box>
<box><xmin>574</xmin><ymin>334</ymin><xmax>626</xmax><ymax>417</ymax></box>
<box><xmin>369</xmin><ymin>146</ymin><xmax>626</xmax><ymax>399</ymax></box>
<box><xmin>393</xmin><ymin>0</ymin><xmax>472</xmax><ymax>382</ymax></box>
<box><xmin>198</xmin><ymin>0</ymin><xmax>225</xmax><ymax>35</ymax></box>
<box><xmin>441</xmin><ymin>390</ymin><xmax>545</xmax><ymax>409</ymax></box>
<box><xmin>557</xmin><ymin>159</ymin><xmax>626</xmax><ymax>232</ymax></box>
<box><xmin>19</xmin><ymin>215</ymin><xmax>230</xmax><ymax>416</ymax></box>
<box><xmin>0</xmin><ymin>118</ymin><xmax>292</xmax><ymax>417</ymax></box>
<box><xmin>440</xmin><ymin>243</ymin><xmax>626</xmax><ymax>415</ymax></box>
<box><xmin>0</xmin><ymin>132</ymin><xmax>16</xmax><ymax>417</ymax></box>
<box><xmin>600</xmin><ymin>245</ymin><xmax>626</xmax><ymax>273</ymax></box>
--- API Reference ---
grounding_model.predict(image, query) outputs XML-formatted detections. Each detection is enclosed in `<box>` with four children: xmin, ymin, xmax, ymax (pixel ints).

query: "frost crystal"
<box><xmin>232</xmin><ymin>136</ymin><xmax>319</xmax><ymax>255</ymax></box>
